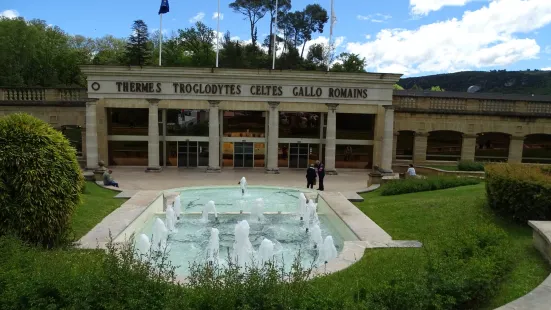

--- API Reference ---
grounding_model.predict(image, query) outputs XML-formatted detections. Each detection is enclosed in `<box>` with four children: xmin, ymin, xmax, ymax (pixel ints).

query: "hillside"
<box><xmin>397</xmin><ymin>70</ymin><xmax>551</xmax><ymax>95</ymax></box>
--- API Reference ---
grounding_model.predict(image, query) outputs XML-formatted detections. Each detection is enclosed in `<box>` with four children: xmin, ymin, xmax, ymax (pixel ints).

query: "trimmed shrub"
<box><xmin>381</xmin><ymin>176</ymin><xmax>481</xmax><ymax>196</ymax></box>
<box><xmin>0</xmin><ymin>113</ymin><xmax>84</xmax><ymax>247</ymax></box>
<box><xmin>458</xmin><ymin>160</ymin><xmax>485</xmax><ymax>171</ymax></box>
<box><xmin>486</xmin><ymin>163</ymin><xmax>551</xmax><ymax>222</ymax></box>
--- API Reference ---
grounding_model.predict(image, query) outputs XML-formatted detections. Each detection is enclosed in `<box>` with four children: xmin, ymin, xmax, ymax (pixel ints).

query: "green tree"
<box><xmin>430</xmin><ymin>86</ymin><xmax>445</xmax><ymax>91</ymax></box>
<box><xmin>125</xmin><ymin>20</ymin><xmax>152</xmax><ymax>66</ymax></box>
<box><xmin>178</xmin><ymin>22</ymin><xmax>216</xmax><ymax>67</ymax></box>
<box><xmin>299</xmin><ymin>4</ymin><xmax>328</xmax><ymax>58</ymax></box>
<box><xmin>0</xmin><ymin>114</ymin><xmax>84</xmax><ymax>247</ymax></box>
<box><xmin>92</xmin><ymin>35</ymin><xmax>127</xmax><ymax>65</ymax></box>
<box><xmin>331</xmin><ymin>53</ymin><xmax>366</xmax><ymax>72</ymax></box>
<box><xmin>265</xmin><ymin>0</ymin><xmax>291</xmax><ymax>56</ymax></box>
<box><xmin>306</xmin><ymin>43</ymin><xmax>328</xmax><ymax>70</ymax></box>
<box><xmin>393</xmin><ymin>84</ymin><xmax>404</xmax><ymax>90</ymax></box>
<box><xmin>229</xmin><ymin>0</ymin><xmax>268</xmax><ymax>47</ymax></box>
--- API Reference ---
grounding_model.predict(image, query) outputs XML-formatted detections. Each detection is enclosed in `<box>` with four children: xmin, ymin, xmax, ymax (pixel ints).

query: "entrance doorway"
<box><xmin>234</xmin><ymin>142</ymin><xmax>254</xmax><ymax>168</ymax></box>
<box><xmin>177</xmin><ymin>141</ymin><xmax>209</xmax><ymax>167</ymax></box>
<box><xmin>281</xmin><ymin>143</ymin><xmax>320</xmax><ymax>168</ymax></box>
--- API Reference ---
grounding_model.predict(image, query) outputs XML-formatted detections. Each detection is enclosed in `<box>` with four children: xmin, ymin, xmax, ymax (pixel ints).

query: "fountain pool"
<box><xmin>135</xmin><ymin>186</ymin><xmax>358</xmax><ymax>277</ymax></box>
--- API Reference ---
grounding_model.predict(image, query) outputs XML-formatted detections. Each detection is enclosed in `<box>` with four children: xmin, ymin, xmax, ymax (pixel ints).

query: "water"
<box><xmin>169</xmin><ymin>186</ymin><xmax>310</xmax><ymax>213</ymax></box>
<box><xmin>137</xmin><ymin>186</ymin><xmax>346</xmax><ymax>277</ymax></box>
<box><xmin>139</xmin><ymin>212</ymin><xmax>345</xmax><ymax>277</ymax></box>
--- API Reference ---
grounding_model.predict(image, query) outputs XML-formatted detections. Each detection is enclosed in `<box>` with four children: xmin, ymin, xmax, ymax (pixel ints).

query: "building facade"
<box><xmin>1</xmin><ymin>67</ymin><xmax>550</xmax><ymax>170</ymax></box>
<box><xmin>80</xmin><ymin>66</ymin><xmax>400</xmax><ymax>173</ymax></box>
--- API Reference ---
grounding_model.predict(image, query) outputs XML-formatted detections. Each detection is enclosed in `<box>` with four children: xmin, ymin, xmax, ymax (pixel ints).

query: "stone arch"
<box><xmin>523</xmin><ymin>134</ymin><xmax>551</xmax><ymax>163</ymax></box>
<box><xmin>396</xmin><ymin>130</ymin><xmax>415</xmax><ymax>160</ymax></box>
<box><xmin>427</xmin><ymin>130</ymin><xmax>463</xmax><ymax>161</ymax></box>
<box><xmin>475</xmin><ymin>132</ymin><xmax>510</xmax><ymax>162</ymax></box>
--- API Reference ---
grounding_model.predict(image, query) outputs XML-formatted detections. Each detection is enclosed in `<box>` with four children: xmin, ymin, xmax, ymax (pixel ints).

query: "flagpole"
<box><xmin>159</xmin><ymin>14</ymin><xmax>163</xmax><ymax>66</ymax></box>
<box><xmin>272</xmin><ymin>0</ymin><xmax>278</xmax><ymax>70</ymax></box>
<box><xmin>216</xmin><ymin>0</ymin><xmax>220</xmax><ymax>68</ymax></box>
<box><xmin>327</xmin><ymin>0</ymin><xmax>333</xmax><ymax>72</ymax></box>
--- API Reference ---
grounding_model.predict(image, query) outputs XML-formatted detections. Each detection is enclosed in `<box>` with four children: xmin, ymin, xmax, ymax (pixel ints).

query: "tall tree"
<box><xmin>92</xmin><ymin>35</ymin><xmax>126</xmax><ymax>65</ymax></box>
<box><xmin>178</xmin><ymin>22</ymin><xmax>216</xmax><ymax>67</ymax></box>
<box><xmin>331</xmin><ymin>53</ymin><xmax>366</xmax><ymax>72</ymax></box>
<box><xmin>306</xmin><ymin>43</ymin><xmax>328</xmax><ymax>70</ymax></box>
<box><xmin>229</xmin><ymin>0</ymin><xmax>268</xmax><ymax>47</ymax></box>
<box><xmin>300</xmin><ymin>4</ymin><xmax>328</xmax><ymax>58</ymax></box>
<box><xmin>265</xmin><ymin>0</ymin><xmax>291</xmax><ymax>56</ymax></box>
<box><xmin>125</xmin><ymin>20</ymin><xmax>152</xmax><ymax>66</ymax></box>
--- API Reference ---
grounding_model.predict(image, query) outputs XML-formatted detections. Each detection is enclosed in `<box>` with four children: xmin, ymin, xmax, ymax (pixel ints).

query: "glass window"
<box><xmin>254</xmin><ymin>143</ymin><xmax>265</xmax><ymax>167</ymax></box>
<box><xmin>107</xmin><ymin>108</ymin><xmax>148</xmax><ymax>136</ymax></box>
<box><xmin>278</xmin><ymin>143</ymin><xmax>289</xmax><ymax>168</ymax></box>
<box><xmin>223</xmin><ymin>111</ymin><xmax>265</xmax><ymax>137</ymax></box>
<box><xmin>279</xmin><ymin>112</ymin><xmax>320</xmax><ymax>138</ymax></box>
<box><xmin>108</xmin><ymin>141</ymin><xmax>148</xmax><ymax>166</ymax></box>
<box><xmin>198</xmin><ymin>142</ymin><xmax>209</xmax><ymax>166</ymax></box>
<box><xmin>335</xmin><ymin>145</ymin><xmax>373</xmax><ymax>169</ymax></box>
<box><xmin>222</xmin><ymin>142</ymin><xmax>234</xmax><ymax>167</ymax></box>
<box><xmin>336</xmin><ymin>114</ymin><xmax>375</xmax><ymax>140</ymax></box>
<box><xmin>166</xmin><ymin>142</ymin><xmax>177</xmax><ymax>166</ymax></box>
<box><xmin>166</xmin><ymin>109</ymin><xmax>209</xmax><ymax>136</ymax></box>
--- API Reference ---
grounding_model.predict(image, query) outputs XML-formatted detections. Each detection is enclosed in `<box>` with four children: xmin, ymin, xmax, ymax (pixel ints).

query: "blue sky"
<box><xmin>2</xmin><ymin>0</ymin><xmax>551</xmax><ymax>76</ymax></box>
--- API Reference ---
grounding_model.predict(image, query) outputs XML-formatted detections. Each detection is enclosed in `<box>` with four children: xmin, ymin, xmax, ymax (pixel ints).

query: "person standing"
<box><xmin>315</xmin><ymin>160</ymin><xmax>325</xmax><ymax>191</ymax></box>
<box><xmin>306</xmin><ymin>164</ymin><xmax>317</xmax><ymax>189</ymax></box>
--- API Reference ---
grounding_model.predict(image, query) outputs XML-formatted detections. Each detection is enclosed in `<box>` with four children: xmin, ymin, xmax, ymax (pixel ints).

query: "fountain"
<box><xmin>207</xmin><ymin>228</ymin><xmax>220</xmax><ymax>264</ymax></box>
<box><xmin>298</xmin><ymin>193</ymin><xmax>307</xmax><ymax>220</ymax></box>
<box><xmin>152</xmin><ymin>218</ymin><xmax>168</xmax><ymax>251</ymax></box>
<box><xmin>239</xmin><ymin>177</ymin><xmax>247</xmax><ymax>196</ymax></box>
<box><xmin>232</xmin><ymin>220</ymin><xmax>254</xmax><ymax>267</ymax></box>
<box><xmin>202</xmin><ymin>201</ymin><xmax>218</xmax><ymax>222</ymax></box>
<box><xmin>258</xmin><ymin>238</ymin><xmax>274</xmax><ymax>266</ymax></box>
<box><xmin>304</xmin><ymin>200</ymin><xmax>319</xmax><ymax>230</ymax></box>
<box><xmin>309</xmin><ymin>224</ymin><xmax>323</xmax><ymax>249</ymax></box>
<box><xmin>320</xmin><ymin>236</ymin><xmax>338</xmax><ymax>264</ymax></box>
<box><xmin>173</xmin><ymin>195</ymin><xmax>182</xmax><ymax>220</ymax></box>
<box><xmin>135</xmin><ymin>233</ymin><xmax>151</xmax><ymax>258</ymax></box>
<box><xmin>251</xmin><ymin>198</ymin><xmax>265</xmax><ymax>222</ymax></box>
<box><xmin>166</xmin><ymin>205</ymin><xmax>177</xmax><ymax>233</ymax></box>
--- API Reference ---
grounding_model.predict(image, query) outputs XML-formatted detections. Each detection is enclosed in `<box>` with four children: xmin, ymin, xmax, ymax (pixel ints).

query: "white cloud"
<box><xmin>542</xmin><ymin>67</ymin><xmax>551</xmax><ymax>71</ymax></box>
<box><xmin>189</xmin><ymin>12</ymin><xmax>205</xmax><ymax>23</ymax></box>
<box><xmin>346</xmin><ymin>0</ymin><xmax>551</xmax><ymax>76</ymax></box>
<box><xmin>410</xmin><ymin>0</ymin><xmax>473</xmax><ymax>15</ymax></box>
<box><xmin>357</xmin><ymin>13</ymin><xmax>392</xmax><ymax>22</ymax></box>
<box><xmin>545</xmin><ymin>45</ymin><xmax>551</xmax><ymax>54</ymax></box>
<box><xmin>365</xmin><ymin>34</ymin><xmax>371</xmax><ymax>40</ymax></box>
<box><xmin>0</xmin><ymin>9</ymin><xmax>19</xmax><ymax>19</ymax></box>
<box><xmin>212</xmin><ymin>12</ymin><xmax>224</xmax><ymax>20</ymax></box>
<box><xmin>230</xmin><ymin>36</ymin><xmax>240</xmax><ymax>41</ymax></box>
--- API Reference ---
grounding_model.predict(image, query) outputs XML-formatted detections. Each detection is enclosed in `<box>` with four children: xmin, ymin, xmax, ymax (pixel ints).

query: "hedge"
<box><xmin>381</xmin><ymin>176</ymin><xmax>482</xmax><ymax>196</ymax></box>
<box><xmin>457</xmin><ymin>160</ymin><xmax>485</xmax><ymax>171</ymax></box>
<box><xmin>0</xmin><ymin>113</ymin><xmax>84</xmax><ymax>247</ymax></box>
<box><xmin>486</xmin><ymin>164</ymin><xmax>551</xmax><ymax>223</ymax></box>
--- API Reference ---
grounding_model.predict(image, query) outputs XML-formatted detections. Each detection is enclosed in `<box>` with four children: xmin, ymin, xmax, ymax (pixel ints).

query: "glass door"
<box><xmin>289</xmin><ymin>143</ymin><xmax>310</xmax><ymax>168</ymax></box>
<box><xmin>177</xmin><ymin>141</ymin><xmax>199</xmax><ymax>167</ymax></box>
<box><xmin>234</xmin><ymin>142</ymin><xmax>254</xmax><ymax>168</ymax></box>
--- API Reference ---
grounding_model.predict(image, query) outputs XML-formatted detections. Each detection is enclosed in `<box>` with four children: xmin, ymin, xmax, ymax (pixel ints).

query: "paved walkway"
<box><xmin>109</xmin><ymin>167</ymin><xmax>369</xmax><ymax>193</ymax></box>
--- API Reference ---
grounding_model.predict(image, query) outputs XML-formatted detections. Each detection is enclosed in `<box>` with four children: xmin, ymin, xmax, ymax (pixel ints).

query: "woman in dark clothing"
<box><xmin>316</xmin><ymin>160</ymin><xmax>325</xmax><ymax>191</ymax></box>
<box><xmin>306</xmin><ymin>164</ymin><xmax>317</xmax><ymax>189</ymax></box>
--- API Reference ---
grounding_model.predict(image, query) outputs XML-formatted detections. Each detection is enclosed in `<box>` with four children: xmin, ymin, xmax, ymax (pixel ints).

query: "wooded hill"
<box><xmin>397</xmin><ymin>70</ymin><xmax>551</xmax><ymax>95</ymax></box>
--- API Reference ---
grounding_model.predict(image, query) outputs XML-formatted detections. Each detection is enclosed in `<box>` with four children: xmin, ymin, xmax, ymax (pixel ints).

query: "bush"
<box><xmin>486</xmin><ymin>163</ymin><xmax>551</xmax><ymax>222</ymax></box>
<box><xmin>381</xmin><ymin>176</ymin><xmax>481</xmax><ymax>196</ymax></box>
<box><xmin>0</xmin><ymin>113</ymin><xmax>84</xmax><ymax>247</ymax></box>
<box><xmin>458</xmin><ymin>160</ymin><xmax>485</xmax><ymax>171</ymax></box>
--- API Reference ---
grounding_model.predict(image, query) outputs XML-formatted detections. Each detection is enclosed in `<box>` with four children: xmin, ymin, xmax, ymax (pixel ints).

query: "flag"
<box><xmin>159</xmin><ymin>0</ymin><xmax>170</xmax><ymax>14</ymax></box>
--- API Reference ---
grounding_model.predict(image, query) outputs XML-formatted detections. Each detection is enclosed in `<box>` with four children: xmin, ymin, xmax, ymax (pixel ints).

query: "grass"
<box><xmin>312</xmin><ymin>184</ymin><xmax>549</xmax><ymax>309</ymax></box>
<box><xmin>71</xmin><ymin>182</ymin><xmax>126</xmax><ymax>240</ymax></box>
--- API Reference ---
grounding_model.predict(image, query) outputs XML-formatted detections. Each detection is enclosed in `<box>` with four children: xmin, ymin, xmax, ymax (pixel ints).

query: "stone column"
<box><xmin>207</xmin><ymin>100</ymin><xmax>221</xmax><ymax>172</ymax></box>
<box><xmin>85</xmin><ymin>100</ymin><xmax>99</xmax><ymax>170</ymax></box>
<box><xmin>324</xmin><ymin>103</ymin><xmax>338</xmax><ymax>175</ymax></box>
<box><xmin>146</xmin><ymin>99</ymin><xmax>161</xmax><ymax>172</ymax></box>
<box><xmin>266</xmin><ymin>101</ymin><xmax>280</xmax><ymax>174</ymax></box>
<box><xmin>319</xmin><ymin>112</ymin><xmax>325</xmax><ymax>162</ymax></box>
<box><xmin>508</xmin><ymin>135</ymin><xmax>525</xmax><ymax>163</ymax></box>
<box><xmin>162</xmin><ymin>109</ymin><xmax>167</xmax><ymax>167</ymax></box>
<box><xmin>413</xmin><ymin>132</ymin><xmax>428</xmax><ymax>164</ymax></box>
<box><xmin>381</xmin><ymin>105</ymin><xmax>395</xmax><ymax>171</ymax></box>
<box><xmin>461</xmin><ymin>134</ymin><xmax>477</xmax><ymax>162</ymax></box>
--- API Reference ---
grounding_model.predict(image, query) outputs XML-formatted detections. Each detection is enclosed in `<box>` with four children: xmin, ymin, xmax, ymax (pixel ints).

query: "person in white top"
<box><xmin>406</xmin><ymin>164</ymin><xmax>417</xmax><ymax>177</ymax></box>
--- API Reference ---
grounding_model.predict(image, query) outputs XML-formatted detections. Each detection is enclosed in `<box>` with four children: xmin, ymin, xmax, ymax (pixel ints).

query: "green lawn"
<box><xmin>312</xmin><ymin>184</ymin><xmax>549</xmax><ymax>309</ymax></box>
<box><xmin>71</xmin><ymin>182</ymin><xmax>126</xmax><ymax>240</ymax></box>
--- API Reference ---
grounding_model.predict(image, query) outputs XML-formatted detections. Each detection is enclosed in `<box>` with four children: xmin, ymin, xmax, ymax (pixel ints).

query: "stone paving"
<box><xmin>107</xmin><ymin>167</ymin><xmax>372</xmax><ymax>193</ymax></box>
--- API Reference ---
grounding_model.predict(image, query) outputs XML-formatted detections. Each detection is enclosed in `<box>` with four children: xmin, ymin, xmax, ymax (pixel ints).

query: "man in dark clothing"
<box><xmin>315</xmin><ymin>160</ymin><xmax>325</xmax><ymax>191</ymax></box>
<box><xmin>306</xmin><ymin>164</ymin><xmax>317</xmax><ymax>189</ymax></box>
